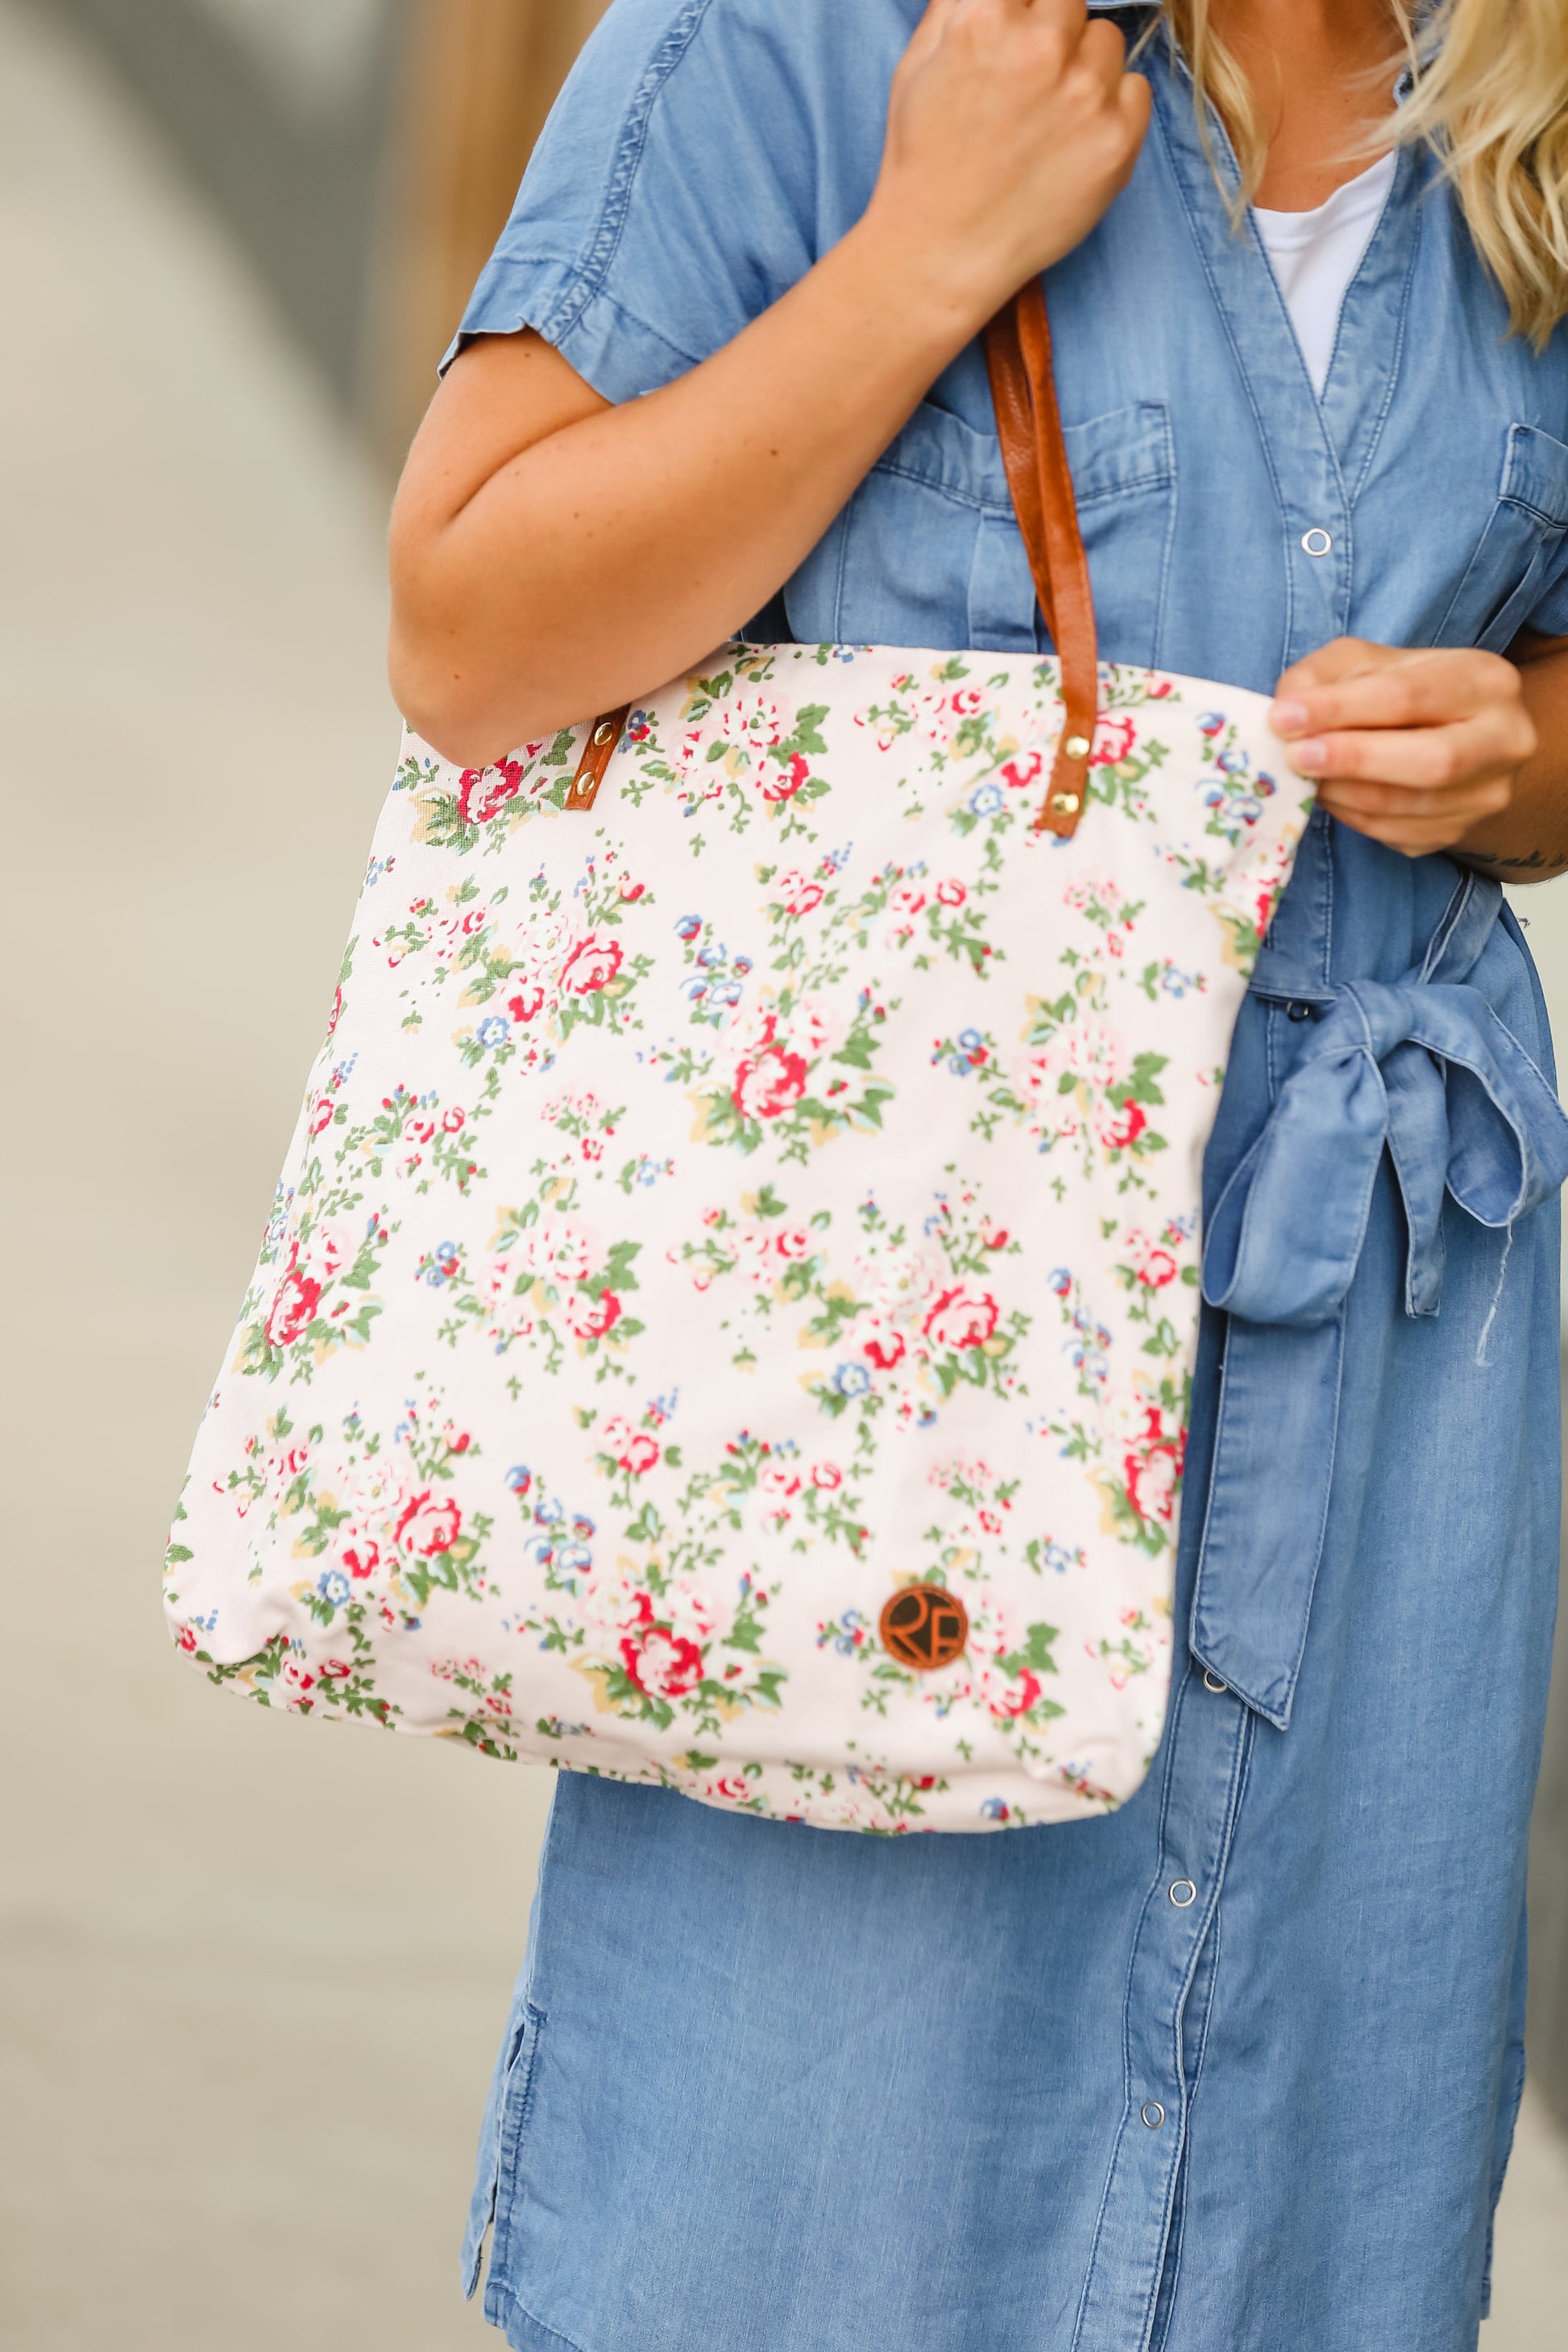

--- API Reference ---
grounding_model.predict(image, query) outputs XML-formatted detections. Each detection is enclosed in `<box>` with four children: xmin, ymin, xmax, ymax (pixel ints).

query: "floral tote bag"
<box><xmin>167</xmin><ymin>287</ymin><xmax>1314</xmax><ymax>1831</ymax></box>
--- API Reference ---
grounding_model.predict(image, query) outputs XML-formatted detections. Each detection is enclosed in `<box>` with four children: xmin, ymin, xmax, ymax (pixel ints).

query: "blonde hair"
<box><xmin>1162</xmin><ymin>1</ymin><xmax>1568</xmax><ymax>346</ymax></box>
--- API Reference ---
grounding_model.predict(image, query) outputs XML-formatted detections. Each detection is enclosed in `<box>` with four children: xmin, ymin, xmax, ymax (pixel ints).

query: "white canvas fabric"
<box><xmin>167</xmin><ymin>644</ymin><xmax>1312</xmax><ymax>1831</ymax></box>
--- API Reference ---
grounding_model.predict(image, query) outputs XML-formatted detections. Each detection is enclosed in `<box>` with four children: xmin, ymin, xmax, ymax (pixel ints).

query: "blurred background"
<box><xmin>0</xmin><ymin>1</ymin><xmax>1564</xmax><ymax>2343</ymax></box>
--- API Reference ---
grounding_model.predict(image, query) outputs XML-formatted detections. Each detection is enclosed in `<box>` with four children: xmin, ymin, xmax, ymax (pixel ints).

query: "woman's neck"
<box><xmin>1209</xmin><ymin>0</ymin><xmax>1404</xmax><ymax>209</ymax></box>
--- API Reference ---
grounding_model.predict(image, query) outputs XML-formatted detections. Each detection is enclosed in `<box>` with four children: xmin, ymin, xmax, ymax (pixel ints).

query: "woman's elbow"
<box><xmin>387</xmin><ymin>598</ymin><xmax>551</xmax><ymax>773</ymax></box>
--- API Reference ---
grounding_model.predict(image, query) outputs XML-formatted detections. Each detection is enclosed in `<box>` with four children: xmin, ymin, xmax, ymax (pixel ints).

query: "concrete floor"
<box><xmin>0</xmin><ymin>2</ymin><xmax>1563</xmax><ymax>2344</ymax></box>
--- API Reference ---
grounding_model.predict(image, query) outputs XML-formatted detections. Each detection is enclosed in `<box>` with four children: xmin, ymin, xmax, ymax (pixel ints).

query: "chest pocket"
<box><xmin>970</xmin><ymin>400</ymin><xmax>1176</xmax><ymax>666</ymax></box>
<box><xmin>788</xmin><ymin>396</ymin><xmax>1175</xmax><ymax>664</ymax></box>
<box><xmin>1434</xmin><ymin>422</ymin><xmax>1568</xmax><ymax>650</ymax></box>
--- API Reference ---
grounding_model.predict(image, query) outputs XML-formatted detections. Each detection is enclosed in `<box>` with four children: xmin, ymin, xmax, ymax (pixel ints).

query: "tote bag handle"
<box><xmin>569</xmin><ymin>281</ymin><xmax>1098</xmax><ymax>834</ymax></box>
<box><xmin>984</xmin><ymin>280</ymin><xmax>1098</xmax><ymax>837</ymax></box>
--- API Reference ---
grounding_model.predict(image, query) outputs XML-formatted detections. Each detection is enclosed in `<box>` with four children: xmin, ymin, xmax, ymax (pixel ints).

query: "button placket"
<box><xmin>1071</xmin><ymin>1664</ymin><xmax>1255</xmax><ymax>2352</ymax></box>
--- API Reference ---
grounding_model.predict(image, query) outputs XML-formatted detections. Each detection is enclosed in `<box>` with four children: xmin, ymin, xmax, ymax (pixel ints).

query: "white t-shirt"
<box><xmin>1252</xmin><ymin>149</ymin><xmax>1398</xmax><ymax>396</ymax></box>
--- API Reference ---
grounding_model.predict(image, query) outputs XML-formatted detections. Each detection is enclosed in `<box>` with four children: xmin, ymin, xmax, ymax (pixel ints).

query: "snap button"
<box><xmin>1169</xmin><ymin>1880</ymin><xmax>1197</xmax><ymax>1908</ymax></box>
<box><xmin>1301</xmin><ymin>528</ymin><xmax>1334</xmax><ymax>558</ymax></box>
<box><xmin>1051</xmin><ymin>791</ymin><xmax>1082</xmax><ymax>815</ymax></box>
<box><xmin>1202</xmin><ymin>1669</ymin><xmax>1228</xmax><ymax>1694</ymax></box>
<box><xmin>1142</xmin><ymin>2101</ymin><xmax>1166</xmax><ymax>2130</ymax></box>
<box><xmin>1287</xmin><ymin>1002</ymin><xmax>1313</xmax><ymax>1023</ymax></box>
<box><xmin>879</xmin><ymin>1585</ymin><xmax>969</xmax><ymax>1672</ymax></box>
<box><xmin>1062</xmin><ymin>734</ymin><xmax>1092</xmax><ymax>760</ymax></box>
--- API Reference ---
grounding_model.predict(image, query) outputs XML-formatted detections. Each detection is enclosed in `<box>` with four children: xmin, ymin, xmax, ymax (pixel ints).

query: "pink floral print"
<box><xmin>168</xmin><ymin>645</ymin><xmax>1312</xmax><ymax>1831</ymax></box>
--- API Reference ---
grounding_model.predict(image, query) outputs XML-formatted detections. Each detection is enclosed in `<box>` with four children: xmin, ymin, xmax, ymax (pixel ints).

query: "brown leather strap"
<box><xmin>566</xmin><ymin>703</ymin><xmax>631</xmax><ymax>811</ymax></box>
<box><xmin>985</xmin><ymin>283</ymin><xmax>1098</xmax><ymax>837</ymax></box>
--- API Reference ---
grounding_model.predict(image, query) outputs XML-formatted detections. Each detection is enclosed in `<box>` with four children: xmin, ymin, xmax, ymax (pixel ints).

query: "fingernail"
<box><xmin>1291</xmin><ymin>738</ymin><xmax>1328</xmax><ymax>772</ymax></box>
<box><xmin>1269</xmin><ymin>699</ymin><xmax>1309</xmax><ymax>734</ymax></box>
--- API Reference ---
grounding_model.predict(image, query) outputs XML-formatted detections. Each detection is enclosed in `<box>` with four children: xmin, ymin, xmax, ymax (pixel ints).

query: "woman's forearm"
<box><xmin>388</xmin><ymin>218</ymin><xmax>985</xmax><ymax>766</ymax></box>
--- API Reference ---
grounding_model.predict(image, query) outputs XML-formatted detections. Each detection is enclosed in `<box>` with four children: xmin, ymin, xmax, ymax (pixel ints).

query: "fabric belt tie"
<box><xmin>1189</xmin><ymin>873</ymin><xmax>1568</xmax><ymax>1729</ymax></box>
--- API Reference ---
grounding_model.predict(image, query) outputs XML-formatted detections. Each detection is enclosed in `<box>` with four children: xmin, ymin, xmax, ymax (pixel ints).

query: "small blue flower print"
<box><xmin>832</xmin><ymin>1362</ymin><xmax>871</xmax><ymax>1399</ymax></box>
<box><xmin>980</xmin><ymin>1797</ymin><xmax>1011</xmax><ymax>1821</ymax></box>
<box><xmin>317</xmin><ymin>1569</ymin><xmax>351</xmax><ymax>1611</ymax></box>
<box><xmin>506</xmin><ymin>1465</ymin><xmax>532</xmax><ymax>1494</ymax></box>
<box><xmin>476</xmin><ymin>1014</ymin><xmax>510</xmax><ymax>1049</ymax></box>
<box><xmin>674</xmin><ymin>915</ymin><xmax>703</xmax><ymax>941</ymax></box>
<box><xmin>969</xmin><ymin>782</ymin><xmax>1005</xmax><ymax>816</ymax></box>
<box><xmin>422</xmin><ymin>1242</ymin><xmax>460</xmax><ymax>1288</ymax></box>
<box><xmin>1197</xmin><ymin>711</ymin><xmax>1225</xmax><ymax>736</ymax></box>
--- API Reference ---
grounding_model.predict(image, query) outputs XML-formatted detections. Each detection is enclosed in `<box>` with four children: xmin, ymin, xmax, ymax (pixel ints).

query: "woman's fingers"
<box><xmin>1267</xmin><ymin>637</ymin><xmax>1538</xmax><ymax>859</ymax></box>
<box><xmin>1271</xmin><ymin>645</ymin><xmax>1526</xmax><ymax>740</ymax></box>
<box><xmin>1284</xmin><ymin>707</ymin><xmax>1532</xmax><ymax>790</ymax></box>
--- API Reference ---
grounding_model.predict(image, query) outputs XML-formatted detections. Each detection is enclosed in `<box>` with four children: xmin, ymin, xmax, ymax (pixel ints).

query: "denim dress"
<box><xmin>451</xmin><ymin>7</ymin><xmax>1568</xmax><ymax>2347</ymax></box>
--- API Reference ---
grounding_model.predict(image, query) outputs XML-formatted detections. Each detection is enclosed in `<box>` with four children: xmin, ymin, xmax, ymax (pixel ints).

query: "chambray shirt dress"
<box><xmin>450</xmin><ymin>7</ymin><xmax>1568</xmax><ymax>2348</ymax></box>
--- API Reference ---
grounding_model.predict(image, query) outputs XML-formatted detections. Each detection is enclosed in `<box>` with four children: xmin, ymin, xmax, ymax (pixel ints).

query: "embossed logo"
<box><xmin>879</xmin><ymin>1584</ymin><xmax>969</xmax><ymax>1673</ymax></box>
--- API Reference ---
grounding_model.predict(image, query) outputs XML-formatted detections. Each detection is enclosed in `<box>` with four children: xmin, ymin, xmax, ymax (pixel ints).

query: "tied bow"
<box><xmin>1202</xmin><ymin>977</ymin><xmax>1568</xmax><ymax>1329</ymax></box>
<box><xmin>1189</xmin><ymin>869</ymin><xmax>1568</xmax><ymax>1731</ymax></box>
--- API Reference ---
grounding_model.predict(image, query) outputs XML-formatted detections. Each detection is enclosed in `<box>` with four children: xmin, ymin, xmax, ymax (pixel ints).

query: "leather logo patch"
<box><xmin>879</xmin><ymin>1584</ymin><xmax>969</xmax><ymax>1673</ymax></box>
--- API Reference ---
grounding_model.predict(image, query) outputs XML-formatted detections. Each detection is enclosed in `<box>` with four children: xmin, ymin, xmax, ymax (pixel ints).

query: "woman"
<box><xmin>389</xmin><ymin>4</ymin><xmax>1568</xmax><ymax>2346</ymax></box>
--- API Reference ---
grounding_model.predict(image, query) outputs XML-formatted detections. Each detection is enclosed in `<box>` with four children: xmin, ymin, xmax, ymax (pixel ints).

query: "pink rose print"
<box><xmin>603</xmin><ymin>1417</ymin><xmax>659</xmax><ymax>1475</ymax></box>
<box><xmin>507</xmin><ymin>979</ymin><xmax>545</xmax><ymax>1023</ymax></box>
<box><xmin>309</xmin><ymin>1093</ymin><xmax>336</xmax><ymax>1138</ymax></box>
<box><xmin>1001</xmin><ymin>750</ymin><xmax>1046</xmax><ymax>793</ymax></box>
<box><xmin>560</xmin><ymin>933</ymin><xmax>624</xmax><ymax>995</ymax></box>
<box><xmin>863</xmin><ymin>1328</ymin><xmax>907</xmax><ymax>1371</ymax></box>
<box><xmin>341</xmin><ymin>1538</ymin><xmax>380</xmax><ymax>1581</ymax></box>
<box><xmin>619</xmin><ymin>1595</ymin><xmax>705</xmax><ymax>1700</ymax></box>
<box><xmin>761</xmin><ymin>752</ymin><xmax>812</xmax><ymax>803</ymax></box>
<box><xmin>265</xmin><ymin>1259</ymin><xmax>321</xmax><ymax>1350</ymax></box>
<box><xmin>396</xmin><ymin>1491</ymin><xmax>463</xmax><ymax>1558</ymax></box>
<box><xmin>732</xmin><ymin>1028</ymin><xmax>809</xmax><ymax>1122</ymax></box>
<box><xmin>1124</xmin><ymin>1409</ymin><xmax>1185</xmax><ymax>1527</ymax></box>
<box><xmin>811</xmin><ymin>1462</ymin><xmax>843</xmax><ymax>1491</ymax></box>
<box><xmin>457</xmin><ymin>758</ymin><xmax>526</xmax><ymax>826</ymax></box>
<box><xmin>1093</xmin><ymin>712</ymin><xmax>1138</xmax><ymax>766</ymax></box>
<box><xmin>935</xmin><ymin>879</ymin><xmax>967</xmax><ymax>907</ymax></box>
<box><xmin>1094</xmin><ymin>1099</ymin><xmax>1148</xmax><ymax>1153</ymax></box>
<box><xmin>775</xmin><ymin>869</ymin><xmax>824</xmax><ymax>917</ymax></box>
<box><xmin>989</xmin><ymin>1670</ymin><xmax>1042</xmax><ymax>1722</ymax></box>
<box><xmin>564</xmin><ymin>1288</ymin><xmax>622</xmax><ymax>1342</ymax></box>
<box><xmin>923</xmin><ymin>1286</ymin><xmax>1000</xmax><ymax>1351</ymax></box>
<box><xmin>1128</xmin><ymin>1232</ymin><xmax>1179</xmax><ymax>1288</ymax></box>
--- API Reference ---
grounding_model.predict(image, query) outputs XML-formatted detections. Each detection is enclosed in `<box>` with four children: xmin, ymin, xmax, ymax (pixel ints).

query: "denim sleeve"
<box><xmin>446</xmin><ymin>0</ymin><xmax>906</xmax><ymax>399</ymax></box>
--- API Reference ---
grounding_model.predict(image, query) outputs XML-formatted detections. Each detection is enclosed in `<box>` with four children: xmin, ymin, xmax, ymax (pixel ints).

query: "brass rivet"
<box><xmin>1064</xmin><ymin>734</ymin><xmax>1092</xmax><ymax>759</ymax></box>
<box><xmin>1051</xmin><ymin>792</ymin><xmax>1081</xmax><ymax>815</ymax></box>
<box><xmin>593</xmin><ymin>720</ymin><xmax>616</xmax><ymax>747</ymax></box>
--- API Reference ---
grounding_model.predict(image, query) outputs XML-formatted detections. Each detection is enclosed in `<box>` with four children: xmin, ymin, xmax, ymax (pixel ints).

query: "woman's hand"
<box><xmin>1268</xmin><ymin>640</ymin><xmax>1538</xmax><ymax>859</ymax></box>
<box><xmin>870</xmin><ymin>0</ymin><xmax>1151</xmax><ymax>316</ymax></box>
